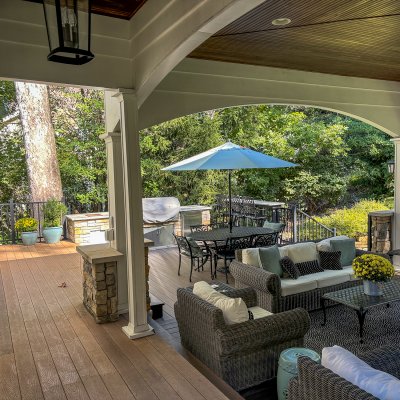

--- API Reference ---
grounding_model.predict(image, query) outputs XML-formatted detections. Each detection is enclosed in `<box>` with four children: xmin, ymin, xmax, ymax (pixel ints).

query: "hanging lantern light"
<box><xmin>43</xmin><ymin>0</ymin><xmax>94</xmax><ymax>65</ymax></box>
<box><xmin>387</xmin><ymin>159</ymin><xmax>395</xmax><ymax>174</ymax></box>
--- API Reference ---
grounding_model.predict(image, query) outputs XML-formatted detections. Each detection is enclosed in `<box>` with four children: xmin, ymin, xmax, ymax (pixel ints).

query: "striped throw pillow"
<box><xmin>295</xmin><ymin>259</ymin><xmax>324</xmax><ymax>276</ymax></box>
<box><xmin>319</xmin><ymin>250</ymin><xmax>342</xmax><ymax>270</ymax></box>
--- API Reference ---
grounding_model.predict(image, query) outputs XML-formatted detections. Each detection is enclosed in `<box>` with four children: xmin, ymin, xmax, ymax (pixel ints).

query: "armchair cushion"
<box><xmin>322</xmin><ymin>346</ymin><xmax>400</xmax><ymax>400</ymax></box>
<box><xmin>193</xmin><ymin>281</ymin><xmax>249</xmax><ymax>325</ymax></box>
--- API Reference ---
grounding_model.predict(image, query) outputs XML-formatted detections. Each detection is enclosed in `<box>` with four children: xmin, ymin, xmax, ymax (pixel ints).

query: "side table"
<box><xmin>277</xmin><ymin>347</ymin><xmax>320</xmax><ymax>400</ymax></box>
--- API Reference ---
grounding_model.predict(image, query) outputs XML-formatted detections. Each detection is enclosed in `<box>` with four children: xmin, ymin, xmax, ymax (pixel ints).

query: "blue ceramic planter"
<box><xmin>43</xmin><ymin>227</ymin><xmax>63</xmax><ymax>244</ymax></box>
<box><xmin>21</xmin><ymin>231</ymin><xmax>38</xmax><ymax>246</ymax></box>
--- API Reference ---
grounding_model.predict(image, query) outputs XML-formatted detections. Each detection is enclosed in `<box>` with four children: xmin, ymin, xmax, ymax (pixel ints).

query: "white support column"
<box><xmin>99</xmin><ymin>129</ymin><xmax>128</xmax><ymax>313</ymax></box>
<box><xmin>114</xmin><ymin>89</ymin><xmax>153</xmax><ymax>339</ymax></box>
<box><xmin>392</xmin><ymin>138</ymin><xmax>400</xmax><ymax>251</ymax></box>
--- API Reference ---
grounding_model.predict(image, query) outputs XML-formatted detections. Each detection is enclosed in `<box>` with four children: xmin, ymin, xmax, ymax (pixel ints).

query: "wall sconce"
<box><xmin>387</xmin><ymin>160</ymin><xmax>395</xmax><ymax>174</ymax></box>
<box><xmin>43</xmin><ymin>0</ymin><xmax>94</xmax><ymax>65</ymax></box>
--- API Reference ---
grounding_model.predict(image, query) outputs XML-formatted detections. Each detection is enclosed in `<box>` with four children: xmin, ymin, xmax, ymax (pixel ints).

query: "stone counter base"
<box><xmin>83</xmin><ymin>259</ymin><xmax>118</xmax><ymax>323</ymax></box>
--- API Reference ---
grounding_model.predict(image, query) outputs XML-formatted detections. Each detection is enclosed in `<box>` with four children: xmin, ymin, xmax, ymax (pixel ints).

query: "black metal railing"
<box><xmin>212</xmin><ymin>197</ymin><xmax>336</xmax><ymax>244</ymax></box>
<box><xmin>0</xmin><ymin>198</ymin><xmax>68</xmax><ymax>244</ymax></box>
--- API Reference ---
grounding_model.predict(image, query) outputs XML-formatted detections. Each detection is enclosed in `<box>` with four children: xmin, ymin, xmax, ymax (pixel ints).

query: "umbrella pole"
<box><xmin>228</xmin><ymin>170</ymin><xmax>232</xmax><ymax>233</ymax></box>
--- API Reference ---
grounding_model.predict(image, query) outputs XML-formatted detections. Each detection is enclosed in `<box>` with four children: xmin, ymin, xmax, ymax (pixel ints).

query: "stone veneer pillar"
<box><xmin>369</xmin><ymin>210</ymin><xmax>394</xmax><ymax>253</ymax></box>
<box><xmin>77</xmin><ymin>244</ymin><xmax>124</xmax><ymax>323</ymax></box>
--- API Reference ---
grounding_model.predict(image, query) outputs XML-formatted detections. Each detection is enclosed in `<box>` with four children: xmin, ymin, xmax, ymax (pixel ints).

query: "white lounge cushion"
<box><xmin>280</xmin><ymin>275</ymin><xmax>318</xmax><ymax>296</ymax></box>
<box><xmin>278</xmin><ymin>243</ymin><xmax>299</xmax><ymax>259</ymax></box>
<box><xmin>242</xmin><ymin>248</ymin><xmax>261</xmax><ymax>267</ymax></box>
<box><xmin>322</xmin><ymin>346</ymin><xmax>400</xmax><ymax>400</ymax></box>
<box><xmin>248</xmin><ymin>306</ymin><xmax>273</xmax><ymax>319</ymax></box>
<box><xmin>317</xmin><ymin>235</ymin><xmax>350</xmax><ymax>252</ymax></box>
<box><xmin>193</xmin><ymin>281</ymin><xmax>249</xmax><ymax>325</ymax></box>
<box><xmin>312</xmin><ymin>269</ymin><xmax>352</xmax><ymax>288</ymax></box>
<box><xmin>287</xmin><ymin>242</ymin><xmax>318</xmax><ymax>264</ymax></box>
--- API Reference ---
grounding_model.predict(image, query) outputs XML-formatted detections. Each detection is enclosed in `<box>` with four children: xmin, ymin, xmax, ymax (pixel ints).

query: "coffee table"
<box><xmin>321</xmin><ymin>280</ymin><xmax>400</xmax><ymax>343</ymax></box>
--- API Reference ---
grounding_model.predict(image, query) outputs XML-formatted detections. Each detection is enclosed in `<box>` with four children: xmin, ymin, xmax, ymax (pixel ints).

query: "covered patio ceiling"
<box><xmin>25</xmin><ymin>0</ymin><xmax>400</xmax><ymax>82</ymax></box>
<box><xmin>190</xmin><ymin>0</ymin><xmax>400</xmax><ymax>82</ymax></box>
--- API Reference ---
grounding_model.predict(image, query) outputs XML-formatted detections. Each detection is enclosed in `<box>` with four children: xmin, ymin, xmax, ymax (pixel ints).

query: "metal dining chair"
<box><xmin>252</xmin><ymin>231</ymin><xmax>279</xmax><ymax>247</ymax></box>
<box><xmin>212</xmin><ymin>235</ymin><xmax>254</xmax><ymax>283</ymax></box>
<box><xmin>262</xmin><ymin>221</ymin><xmax>286</xmax><ymax>243</ymax></box>
<box><xmin>173</xmin><ymin>234</ymin><xmax>213</xmax><ymax>282</ymax></box>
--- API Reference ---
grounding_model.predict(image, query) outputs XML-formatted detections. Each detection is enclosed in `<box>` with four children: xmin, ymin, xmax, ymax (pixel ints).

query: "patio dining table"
<box><xmin>188</xmin><ymin>226</ymin><xmax>276</xmax><ymax>243</ymax></box>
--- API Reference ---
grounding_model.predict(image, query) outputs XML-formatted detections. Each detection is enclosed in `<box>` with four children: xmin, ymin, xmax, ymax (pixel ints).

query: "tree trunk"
<box><xmin>15</xmin><ymin>82</ymin><xmax>62</xmax><ymax>202</ymax></box>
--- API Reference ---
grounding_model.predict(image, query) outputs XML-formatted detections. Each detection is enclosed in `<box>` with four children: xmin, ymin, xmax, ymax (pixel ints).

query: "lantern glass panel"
<box><xmin>43</xmin><ymin>0</ymin><xmax>94</xmax><ymax>65</ymax></box>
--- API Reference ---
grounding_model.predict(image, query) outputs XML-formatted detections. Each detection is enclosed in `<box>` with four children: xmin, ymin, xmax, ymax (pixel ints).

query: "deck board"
<box><xmin>0</xmin><ymin>242</ymin><xmax>235</xmax><ymax>400</ymax></box>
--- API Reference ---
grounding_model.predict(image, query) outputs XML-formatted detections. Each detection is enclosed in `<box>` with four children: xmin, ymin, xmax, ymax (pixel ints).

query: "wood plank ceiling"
<box><xmin>28</xmin><ymin>0</ymin><xmax>147</xmax><ymax>20</ymax></box>
<box><xmin>189</xmin><ymin>0</ymin><xmax>400</xmax><ymax>82</ymax></box>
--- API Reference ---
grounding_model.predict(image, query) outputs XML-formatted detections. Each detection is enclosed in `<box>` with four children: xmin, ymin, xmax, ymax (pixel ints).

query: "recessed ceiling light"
<box><xmin>271</xmin><ymin>18</ymin><xmax>291</xmax><ymax>26</ymax></box>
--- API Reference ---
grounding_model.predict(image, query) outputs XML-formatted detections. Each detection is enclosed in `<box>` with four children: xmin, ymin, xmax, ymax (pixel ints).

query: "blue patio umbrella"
<box><xmin>162</xmin><ymin>141</ymin><xmax>297</xmax><ymax>232</ymax></box>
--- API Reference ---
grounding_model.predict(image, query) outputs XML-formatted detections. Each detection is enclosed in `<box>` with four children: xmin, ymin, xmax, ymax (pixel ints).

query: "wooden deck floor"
<box><xmin>0</xmin><ymin>241</ymin><xmax>239</xmax><ymax>400</ymax></box>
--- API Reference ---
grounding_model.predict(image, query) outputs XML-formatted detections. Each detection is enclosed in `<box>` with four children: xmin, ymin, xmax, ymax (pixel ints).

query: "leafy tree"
<box><xmin>0</xmin><ymin>81</ymin><xmax>28</xmax><ymax>203</ymax></box>
<box><xmin>140</xmin><ymin>111</ymin><xmax>226</xmax><ymax>205</ymax></box>
<box><xmin>49</xmin><ymin>87</ymin><xmax>107</xmax><ymax>211</ymax></box>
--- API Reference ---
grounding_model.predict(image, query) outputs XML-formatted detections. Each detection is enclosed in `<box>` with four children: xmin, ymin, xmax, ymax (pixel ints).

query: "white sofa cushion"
<box><xmin>317</xmin><ymin>235</ymin><xmax>350</xmax><ymax>252</ymax></box>
<box><xmin>280</xmin><ymin>275</ymin><xmax>318</xmax><ymax>296</ymax></box>
<box><xmin>242</xmin><ymin>248</ymin><xmax>261</xmax><ymax>267</ymax></box>
<box><xmin>322</xmin><ymin>346</ymin><xmax>400</xmax><ymax>400</ymax></box>
<box><xmin>287</xmin><ymin>242</ymin><xmax>318</xmax><ymax>263</ymax></box>
<box><xmin>248</xmin><ymin>306</ymin><xmax>273</xmax><ymax>319</ymax></box>
<box><xmin>311</xmin><ymin>269</ymin><xmax>352</xmax><ymax>289</ymax></box>
<box><xmin>193</xmin><ymin>281</ymin><xmax>249</xmax><ymax>325</ymax></box>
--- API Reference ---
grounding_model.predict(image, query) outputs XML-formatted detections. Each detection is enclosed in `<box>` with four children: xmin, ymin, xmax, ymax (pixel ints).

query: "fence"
<box><xmin>0</xmin><ymin>199</ymin><xmax>67</xmax><ymax>244</ymax></box>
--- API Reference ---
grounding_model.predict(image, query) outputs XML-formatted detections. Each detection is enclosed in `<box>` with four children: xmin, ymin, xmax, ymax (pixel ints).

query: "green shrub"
<box><xmin>42</xmin><ymin>199</ymin><xmax>68</xmax><ymax>228</ymax></box>
<box><xmin>315</xmin><ymin>200</ymin><xmax>390</xmax><ymax>239</ymax></box>
<box><xmin>15</xmin><ymin>217</ymin><xmax>38</xmax><ymax>232</ymax></box>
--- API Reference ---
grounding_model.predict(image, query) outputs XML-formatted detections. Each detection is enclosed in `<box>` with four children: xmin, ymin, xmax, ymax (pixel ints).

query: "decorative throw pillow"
<box><xmin>242</xmin><ymin>248</ymin><xmax>261</xmax><ymax>267</ymax></box>
<box><xmin>331</xmin><ymin>238</ymin><xmax>356</xmax><ymax>266</ymax></box>
<box><xmin>295</xmin><ymin>259</ymin><xmax>324</xmax><ymax>276</ymax></box>
<box><xmin>259</xmin><ymin>245</ymin><xmax>282</xmax><ymax>276</ymax></box>
<box><xmin>193</xmin><ymin>281</ymin><xmax>249</xmax><ymax>325</ymax></box>
<box><xmin>322</xmin><ymin>346</ymin><xmax>400</xmax><ymax>400</ymax></box>
<box><xmin>319</xmin><ymin>250</ymin><xmax>342</xmax><ymax>270</ymax></box>
<box><xmin>280</xmin><ymin>256</ymin><xmax>300</xmax><ymax>279</ymax></box>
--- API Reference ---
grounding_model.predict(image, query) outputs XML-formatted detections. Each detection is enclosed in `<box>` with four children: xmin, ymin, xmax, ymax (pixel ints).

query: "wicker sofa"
<box><xmin>174</xmin><ymin>284</ymin><xmax>310</xmax><ymax>391</ymax></box>
<box><xmin>288</xmin><ymin>345</ymin><xmax>400</xmax><ymax>400</ymax></box>
<box><xmin>230</xmin><ymin>240</ymin><xmax>367</xmax><ymax>313</ymax></box>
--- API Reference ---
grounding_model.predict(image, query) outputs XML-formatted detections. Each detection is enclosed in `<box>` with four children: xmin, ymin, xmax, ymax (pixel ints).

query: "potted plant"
<box><xmin>352</xmin><ymin>254</ymin><xmax>395</xmax><ymax>296</ymax></box>
<box><xmin>42</xmin><ymin>199</ymin><xmax>68</xmax><ymax>244</ymax></box>
<box><xmin>15</xmin><ymin>217</ymin><xmax>39</xmax><ymax>245</ymax></box>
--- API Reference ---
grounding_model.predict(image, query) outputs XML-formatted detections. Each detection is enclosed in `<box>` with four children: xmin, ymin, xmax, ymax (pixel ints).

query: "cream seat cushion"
<box><xmin>311</xmin><ymin>269</ymin><xmax>353</xmax><ymax>288</ymax></box>
<box><xmin>280</xmin><ymin>275</ymin><xmax>318</xmax><ymax>296</ymax></box>
<box><xmin>193</xmin><ymin>281</ymin><xmax>249</xmax><ymax>325</ymax></box>
<box><xmin>248</xmin><ymin>306</ymin><xmax>273</xmax><ymax>319</ymax></box>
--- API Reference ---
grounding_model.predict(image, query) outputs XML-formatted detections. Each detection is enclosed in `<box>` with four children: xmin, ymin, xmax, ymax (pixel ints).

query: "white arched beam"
<box><xmin>131</xmin><ymin>0</ymin><xmax>266</xmax><ymax>107</ymax></box>
<box><xmin>140</xmin><ymin>58</ymin><xmax>400</xmax><ymax>137</ymax></box>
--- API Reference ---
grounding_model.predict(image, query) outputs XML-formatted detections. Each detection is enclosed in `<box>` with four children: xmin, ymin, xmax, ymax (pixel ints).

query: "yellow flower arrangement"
<box><xmin>15</xmin><ymin>217</ymin><xmax>38</xmax><ymax>233</ymax></box>
<box><xmin>352</xmin><ymin>254</ymin><xmax>394</xmax><ymax>282</ymax></box>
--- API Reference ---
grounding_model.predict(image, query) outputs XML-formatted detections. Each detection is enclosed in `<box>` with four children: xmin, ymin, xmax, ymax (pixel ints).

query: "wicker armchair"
<box><xmin>174</xmin><ymin>285</ymin><xmax>310</xmax><ymax>391</ymax></box>
<box><xmin>288</xmin><ymin>345</ymin><xmax>400</xmax><ymax>400</ymax></box>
